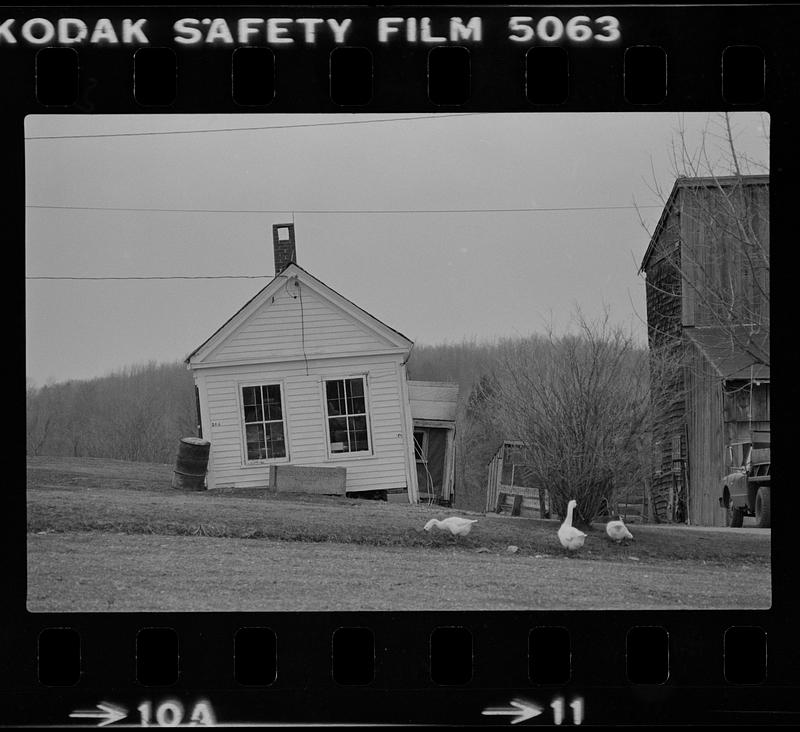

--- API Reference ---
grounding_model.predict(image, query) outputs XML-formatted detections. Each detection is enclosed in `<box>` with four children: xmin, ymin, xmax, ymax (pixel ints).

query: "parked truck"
<box><xmin>720</xmin><ymin>430</ymin><xmax>771</xmax><ymax>528</ymax></box>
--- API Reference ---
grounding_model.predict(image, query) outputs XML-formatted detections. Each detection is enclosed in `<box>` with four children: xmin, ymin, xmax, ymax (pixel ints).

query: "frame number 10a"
<box><xmin>137</xmin><ymin>699</ymin><xmax>215</xmax><ymax>726</ymax></box>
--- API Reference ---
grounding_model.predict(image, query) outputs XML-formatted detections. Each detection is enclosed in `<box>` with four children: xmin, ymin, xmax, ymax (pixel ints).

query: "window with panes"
<box><xmin>324</xmin><ymin>377</ymin><xmax>370</xmax><ymax>454</ymax></box>
<box><xmin>241</xmin><ymin>384</ymin><xmax>287</xmax><ymax>461</ymax></box>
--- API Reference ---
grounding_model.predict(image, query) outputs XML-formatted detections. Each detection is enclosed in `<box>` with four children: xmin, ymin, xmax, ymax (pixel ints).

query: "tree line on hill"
<box><xmin>26</xmin><ymin>311</ymin><xmax>658</xmax><ymax>522</ymax></box>
<box><xmin>26</xmin><ymin>362</ymin><xmax>198</xmax><ymax>464</ymax></box>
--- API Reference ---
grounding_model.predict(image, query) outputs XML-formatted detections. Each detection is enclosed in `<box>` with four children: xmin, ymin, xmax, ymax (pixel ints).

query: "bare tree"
<box><xmin>486</xmin><ymin>309</ymin><xmax>650</xmax><ymax>525</ymax></box>
<box><xmin>26</xmin><ymin>381</ymin><xmax>54</xmax><ymax>456</ymax></box>
<box><xmin>25</xmin><ymin>361</ymin><xmax>197</xmax><ymax>462</ymax></box>
<box><xmin>452</xmin><ymin>374</ymin><xmax>506</xmax><ymax>510</ymax></box>
<box><xmin>637</xmin><ymin>112</ymin><xmax>769</xmax><ymax>367</ymax></box>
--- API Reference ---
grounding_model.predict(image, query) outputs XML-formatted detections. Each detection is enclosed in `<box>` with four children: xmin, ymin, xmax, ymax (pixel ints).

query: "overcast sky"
<box><xmin>25</xmin><ymin>112</ymin><xmax>768</xmax><ymax>386</ymax></box>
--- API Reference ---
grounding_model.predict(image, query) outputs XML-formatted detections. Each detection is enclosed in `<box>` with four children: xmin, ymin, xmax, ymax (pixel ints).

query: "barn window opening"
<box><xmin>241</xmin><ymin>384</ymin><xmax>287</xmax><ymax>461</ymax></box>
<box><xmin>325</xmin><ymin>377</ymin><xmax>370</xmax><ymax>454</ymax></box>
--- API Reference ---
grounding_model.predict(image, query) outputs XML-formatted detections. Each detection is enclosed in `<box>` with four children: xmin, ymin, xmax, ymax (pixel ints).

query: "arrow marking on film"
<box><xmin>482</xmin><ymin>699</ymin><xmax>543</xmax><ymax>724</ymax></box>
<box><xmin>69</xmin><ymin>702</ymin><xmax>127</xmax><ymax>727</ymax></box>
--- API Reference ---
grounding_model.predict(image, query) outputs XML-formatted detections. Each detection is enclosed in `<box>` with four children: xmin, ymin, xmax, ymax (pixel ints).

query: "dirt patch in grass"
<box><xmin>27</xmin><ymin>532</ymin><xmax>771</xmax><ymax>612</ymax></box>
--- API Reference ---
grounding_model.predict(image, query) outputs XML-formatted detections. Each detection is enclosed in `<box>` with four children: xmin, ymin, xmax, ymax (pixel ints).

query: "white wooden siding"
<box><xmin>203</xmin><ymin>284</ymin><xmax>393</xmax><ymax>364</ymax></box>
<box><xmin>196</xmin><ymin>354</ymin><xmax>410</xmax><ymax>492</ymax></box>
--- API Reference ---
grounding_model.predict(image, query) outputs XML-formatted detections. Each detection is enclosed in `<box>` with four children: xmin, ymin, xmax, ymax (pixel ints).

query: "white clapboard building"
<box><xmin>185</xmin><ymin>224</ymin><xmax>458</xmax><ymax>503</ymax></box>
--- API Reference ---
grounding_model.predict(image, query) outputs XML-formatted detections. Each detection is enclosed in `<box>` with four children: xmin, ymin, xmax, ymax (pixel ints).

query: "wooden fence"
<box><xmin>486</xmin><ymin>440</ymin><xmax>647</xmax><ymax>522</ymax></box>
<box><xmin>485</xmin><ymin>441</ymin><xmax>551</xmax><ymax>518</ymax></box>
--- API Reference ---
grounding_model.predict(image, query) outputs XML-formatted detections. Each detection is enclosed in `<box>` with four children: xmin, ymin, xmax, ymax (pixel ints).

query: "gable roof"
<box><xmin>185</xmin><ymin>262</ymin><xmax>413</xmax><ymax>365</ymax></box>
<box><xmin>639</xmin><ymin>174</ymin><xmax>770</xmax><ymax>273</ymax></box>
<box><xmin>685</xmin><ymin>326</ymin><xmax>770</xmax><ymax>381</ymax></box>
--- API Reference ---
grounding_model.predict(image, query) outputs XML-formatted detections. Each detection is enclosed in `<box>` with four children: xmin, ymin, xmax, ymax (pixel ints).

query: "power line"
<box><xmin>24</xmin><ymin>113</ymin><xmax>480</xmax><ymax>140</ymax></box>
<box><xmin>26</xmin><ymin>203</ymin><xmax>663</xmax><ymax>214</ymax></box>
<box><xmin>26</xmin><ymin>275</ymin><xmax>272</xmax><ymax>281</ymax></box>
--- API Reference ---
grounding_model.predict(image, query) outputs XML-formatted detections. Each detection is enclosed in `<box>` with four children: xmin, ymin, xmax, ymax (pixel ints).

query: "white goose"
<box><xmin>424</xmin><ymin>517</ymin><xmax>478</xmax><ymax>537</ymax></box>
<box><xmin>557</xmin><ymin>499</ymin><xmax>587</xmax><ymax>551</ymax></box>
<box><xmin>606</xmin><ymin>516</ymin><xmax>634</xmax><ymax>543</ymax></box>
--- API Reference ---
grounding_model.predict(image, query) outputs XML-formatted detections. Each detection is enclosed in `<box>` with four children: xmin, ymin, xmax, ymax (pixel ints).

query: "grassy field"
<box><xmin>26</xmin><ymin>456</ymin><xmax>771</xmax><ymax>611</ymax></box>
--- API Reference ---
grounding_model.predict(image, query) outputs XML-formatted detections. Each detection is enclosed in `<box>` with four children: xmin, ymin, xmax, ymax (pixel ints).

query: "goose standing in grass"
<box><xmin>423</xmin><ymin>517</ymin><xmax>478</xmax><ymax>538</ymax></box>
<box><xmin>557</xmin><ymin>499</ymin><xmax>587</xmax><ymax>552</ymax></box>
<box><xmin>606</xmin><ymin>516</ymin><xmax>634</xmax><ymax>544</ymax></box>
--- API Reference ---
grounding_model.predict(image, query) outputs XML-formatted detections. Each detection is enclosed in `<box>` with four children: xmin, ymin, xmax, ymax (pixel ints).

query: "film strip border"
<box><xmin>16</xmin><ymin>617</ymin><xmax>789</xmax><ymax>726</ymax></box>
<box><xmin>4</xmin><ymin>2</ymin><xmax>798</xmax><ymax>727</ymax></box>
<box><xmin>25</xmin><ymin>41</ymin><xmax>772</xmax><ymax>109</ymax></box>
<box><xmin>0</xmin><ymin>5</ymin><xmax>795</xmax><ymax>111</ymax></box>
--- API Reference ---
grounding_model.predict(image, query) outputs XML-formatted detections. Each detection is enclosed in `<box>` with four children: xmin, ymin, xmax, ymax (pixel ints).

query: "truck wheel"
<box><xmin>755</xmin><ymin>487</ymin><xmax>771</xmax><ymax>528</ymax></box>
<box><xmin>727</xmin><ymin>503</ymin><xmax>744</xmax><ymax>528</ymax></box>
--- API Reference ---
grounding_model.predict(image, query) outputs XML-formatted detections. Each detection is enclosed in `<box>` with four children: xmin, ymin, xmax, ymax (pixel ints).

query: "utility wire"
<box><xmin>26</xmin><ymin>203</ymin><xmax>662</xmax><ymax>214</ymax></box>
<box><xmin>26</xmin><ymin>274</ymin><xmax>272</xmax><ymax>280</ymax></box>
<box><xmin>24</xmin><ymin>113</ymin><xmax>480</xmax><ymax>140</ymax></box>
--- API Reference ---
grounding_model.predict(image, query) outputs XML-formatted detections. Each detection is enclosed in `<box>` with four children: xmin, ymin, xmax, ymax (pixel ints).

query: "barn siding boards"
<box><xmin>642</xmin><ymin>175</ymin><xmax>770</xmax><ymax>526</ymax></box>
<box><xmin>679</xmin><ymin>183</ymin><xmax>769</xmax><ymax>329</ymax></box>
<box><xmin>685</xmin><ymin>329</ymin><xmax>770</xmax><ymax>527</ymax></box>
<box><xmin>686</xmin><ymin>341</ymin><xmax>727</xmax><ymax>527</ymax></box>
<box><xmin>643</xmin><ymin>202</ymin><xmax>685</xmax><ymax>521</ymax></box>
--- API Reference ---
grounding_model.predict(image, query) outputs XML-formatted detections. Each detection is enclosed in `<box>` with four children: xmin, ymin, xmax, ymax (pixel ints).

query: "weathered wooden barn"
<box><xmin>185</xmin><ymin>223</ymin><xmax>457</xmax><ymax>502</ymax></box>
<box><xmin>640</xmin><ymin>175</ymin><xmax>769</xmax><ymax>526</ymax></box>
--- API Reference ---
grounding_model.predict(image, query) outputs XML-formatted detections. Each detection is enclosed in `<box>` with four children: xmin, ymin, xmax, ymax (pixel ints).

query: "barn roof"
<box><xmin>685</xmin><ymin>326</ymin><xmax>770</xmax><ymax>381</ymax></box>
<box><xmin>185</xmin><ymin>262</ymin><xmax>413</xmax><ymax>365</ymax></box>
<box><xmin>639</xmin><ymin>174</ymin><xmax>770</xmax><ymax>273</ymax></box>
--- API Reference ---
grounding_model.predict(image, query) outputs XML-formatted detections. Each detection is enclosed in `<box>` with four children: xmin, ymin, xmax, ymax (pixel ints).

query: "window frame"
<box><xmin>238</xmin><ymin>380</ymin><xmax>290</xmax><ymax>465</ymax></box>
<box><xmin>321</xmin><ymin>374</ymin><xmax>373</xmax><ymax>460</ymax></box>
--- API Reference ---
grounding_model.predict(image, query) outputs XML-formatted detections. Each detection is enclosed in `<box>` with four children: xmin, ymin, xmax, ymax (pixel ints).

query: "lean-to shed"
<box><xmin>409</xmin><ymin>381</ymin><xmax>459</xmax><ymax>505</ymax></box>
<box><xmin>640</xmin><ymin>175</ymin><xmax>769</xmax><ymax>526</ymax></box>
<box><xmin>185</xmin><ymin>223</ymin><xmax>457</xmax><ymax>502</ymax></box>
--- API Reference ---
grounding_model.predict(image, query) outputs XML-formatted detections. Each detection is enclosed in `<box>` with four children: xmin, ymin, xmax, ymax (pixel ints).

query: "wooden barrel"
<box><xmin>172</xmin><ymin>437</ymin><xmax>210</xmax><ymax>491</ymax></box>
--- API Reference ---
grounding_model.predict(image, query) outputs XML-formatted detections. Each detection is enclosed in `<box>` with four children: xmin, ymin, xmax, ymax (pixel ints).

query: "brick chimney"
<box><xmin>272</xmin><ymin>223</ymin><xmax>296</xmax><ymax>274</ymax></box>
